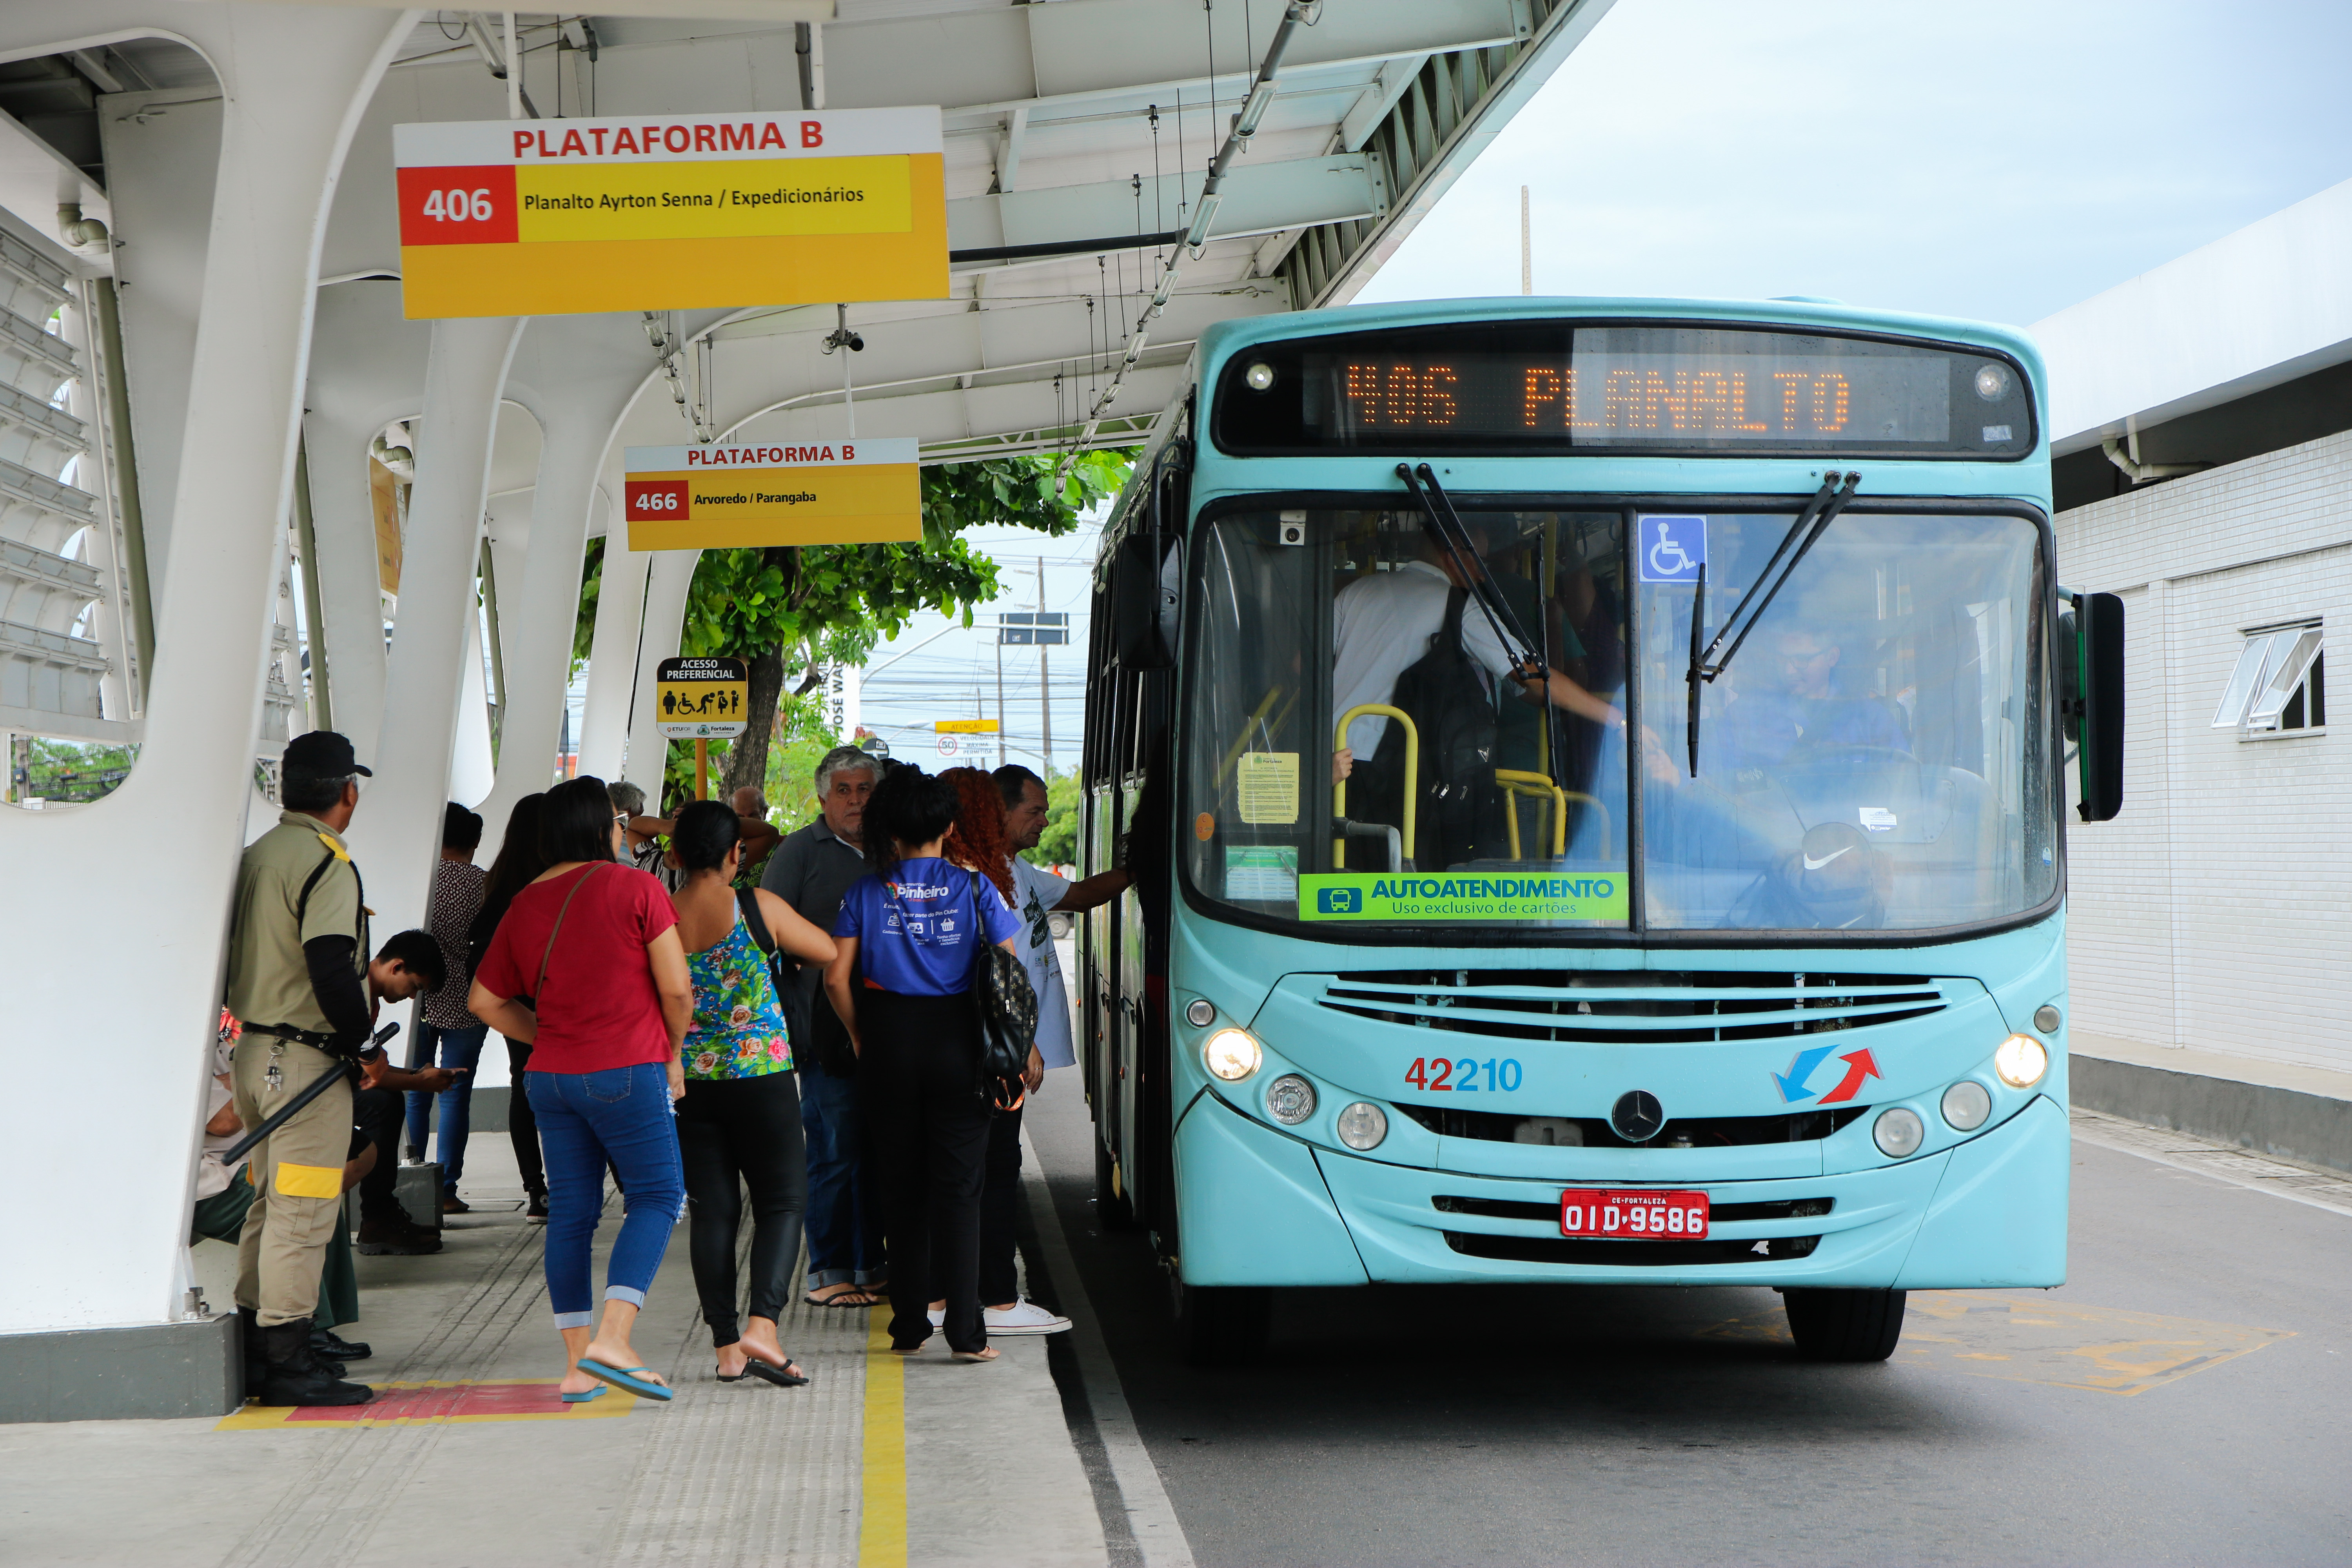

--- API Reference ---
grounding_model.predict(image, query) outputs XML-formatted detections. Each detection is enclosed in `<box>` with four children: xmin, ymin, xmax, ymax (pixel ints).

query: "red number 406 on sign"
<box><xmin>626</xmin><ymin>479</ymin><xmax>688</xmax><ymax>517</ymax></box>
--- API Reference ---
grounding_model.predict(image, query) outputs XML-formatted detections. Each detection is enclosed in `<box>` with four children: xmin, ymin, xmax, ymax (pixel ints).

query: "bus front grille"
<box><xmin>1443</xmin><ymin>1231</ymin><xmax>1822</xmax><ymax>1266</ymax></box>
<box><xmin>1315</xmin><ymin>969</ymin><xmax>1947</xmax><ymax>1044</ymax></box>
<box><xmin>1397</xmin><ymin>1102</ymin><xmax>1869</xmax><ymax>1147</ymax></box>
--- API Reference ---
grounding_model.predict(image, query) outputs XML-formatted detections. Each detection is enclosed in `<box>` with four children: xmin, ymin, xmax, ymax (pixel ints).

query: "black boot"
<box><xmin>238</xmin><ymin>1307</ymin><xmax>269</xmax><ymax>1400</ymax></box>
<box><xmin>313</xmin><ymin>1325</ymin><xmax>372</xmax><ymax>1362</ymax></box>
<box><xmin>257</xmin><ymin>1317</ymin><xmax>372</xmax><ymax>1406</ymax></box>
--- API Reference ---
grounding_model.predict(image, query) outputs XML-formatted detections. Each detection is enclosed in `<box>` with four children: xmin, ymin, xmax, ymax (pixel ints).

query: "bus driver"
<box><xmin>1330</xmin><ymin>517</ymin><xmax>1623</xmax><ymax>859</ymax></box>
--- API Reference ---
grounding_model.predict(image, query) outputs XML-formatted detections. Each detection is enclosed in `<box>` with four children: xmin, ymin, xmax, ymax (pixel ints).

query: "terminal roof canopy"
<box><xmin>372</xmin><ymin>0</ymin><xmax>1617</xmax><ymax>465</ymax></box>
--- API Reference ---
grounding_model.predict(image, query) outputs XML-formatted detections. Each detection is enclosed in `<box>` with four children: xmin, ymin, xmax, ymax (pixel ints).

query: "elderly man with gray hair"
<box><xmin>758</xmin><ymin>744</ymin><xmax>888</xmax><ymax>1306</ymax></box>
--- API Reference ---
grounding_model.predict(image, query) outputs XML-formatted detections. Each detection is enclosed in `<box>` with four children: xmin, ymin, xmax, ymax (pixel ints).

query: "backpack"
<box><xmin>967</xmin><ymin>874</ymin><xmax>1038</xmax><ymax>1112</ymax></box>
<box><xmin>1371</xmin><ymin>586</ymin><xmax>1503</xmax><ymax>869</ymax></box>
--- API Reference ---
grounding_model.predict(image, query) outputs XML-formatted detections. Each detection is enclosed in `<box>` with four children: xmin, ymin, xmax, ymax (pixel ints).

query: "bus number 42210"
<box><xmin>1405</xmin><ymin>1057</ymin><xmax>1522</xmax><ymax>1092</ymax></box>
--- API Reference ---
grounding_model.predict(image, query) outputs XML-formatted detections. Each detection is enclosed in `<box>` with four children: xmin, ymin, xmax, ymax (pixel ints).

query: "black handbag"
<box><xmin>967</xmin><ymin>874</ymin><xmax>1038</xmax><ymax>1110</ymax></box>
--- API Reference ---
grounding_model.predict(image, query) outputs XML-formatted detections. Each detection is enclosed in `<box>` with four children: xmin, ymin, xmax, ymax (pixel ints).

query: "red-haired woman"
<box><xmin>934</xmin><ymin>768</ymin><xmax>1066</xmax><ymax>1338</ymax></box>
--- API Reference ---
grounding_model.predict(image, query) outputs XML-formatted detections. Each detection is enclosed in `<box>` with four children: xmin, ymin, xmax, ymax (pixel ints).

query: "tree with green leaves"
<box><xmin>577</xmin><ymin>451</ymin><xmax>1130</xmax><ymax>810</ymax></box>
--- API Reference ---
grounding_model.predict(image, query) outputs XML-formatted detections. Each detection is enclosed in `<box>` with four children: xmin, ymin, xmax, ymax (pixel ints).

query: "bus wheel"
<box><xmin>1094</xmin><ymin>1137</ymin><xmax>1140</xmax><ymax>1232</ymax></box>
<box><xmin>1783</xmin><ymin>1287</ymin><xmax>1907</xmax><ymax>1362</ymax></box>
<box><xmin>1171</xmin><ymin>1277</ymin><xmax>1272</xmax><ymax>1367</ymax></box>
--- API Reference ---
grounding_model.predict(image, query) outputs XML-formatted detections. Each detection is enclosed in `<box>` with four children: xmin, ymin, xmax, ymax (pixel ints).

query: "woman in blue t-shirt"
<box><xmin>824</xmin><ymin>766</ymin><xmax>1022</xmax><ymax>1362</ymax></box>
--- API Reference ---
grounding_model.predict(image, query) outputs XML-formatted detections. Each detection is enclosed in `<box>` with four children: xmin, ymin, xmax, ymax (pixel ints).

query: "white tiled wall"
<box><xmin>2058</xmin><ymin>430</ymin><xmax>2352</xmax><ymax>1076</ymax></box>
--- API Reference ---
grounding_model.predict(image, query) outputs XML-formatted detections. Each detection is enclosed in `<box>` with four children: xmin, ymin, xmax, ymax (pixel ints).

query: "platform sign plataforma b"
<box><xmin>392</xmin><ymin>108</ymin><xmax>946</xmax><ymax>318</ymax></box>
<box><xmin>654</xmin><ymin>657</ymin><xmax>750</xmax><ymax>740</ymax></box>
<box><xmin>624</xmin><ymin>439</ymin><xmax>922</xmax><ymax>551</ymax></box>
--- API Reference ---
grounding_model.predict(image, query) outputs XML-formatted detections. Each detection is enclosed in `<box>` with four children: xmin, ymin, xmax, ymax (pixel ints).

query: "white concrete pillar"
<box><xmin>627</xmin><ymin>547</ymin><xmax>701</xmax><ymax>804</ymax></box>
<box><xmin>578</xmin><ymin>493</ymin><xmax>650</xmax><ymax>783</ymax></box>
<box><xmin>475</xmin><ymin>316</ymin><xmax>658</xmax><ymax>830</ymax></box>
<box><xmin>302</xmin><ymin>406</ymin><xmax>394</xmax><ymax>757</ymax></box>
<box><xmin>345</xmin><ymin>317</ymin><xmax>526</xmax><ymax>948</ymax></box>
<box><xmin>299</xmin><ymin>285</ymin><xmax>437</xmax><ymax>761</ymax></box>
<box><xmin>0</xmin><ymin>2</ymin><xmax>410</xmax><ymax>1341</ymax></box>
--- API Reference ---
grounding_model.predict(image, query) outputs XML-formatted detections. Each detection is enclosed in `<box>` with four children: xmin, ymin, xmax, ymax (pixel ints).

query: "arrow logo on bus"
<box><xmin>1772</xmin><ymin>1045</ymin><xmax>1882</xmax><ymax>1104</ymax></box>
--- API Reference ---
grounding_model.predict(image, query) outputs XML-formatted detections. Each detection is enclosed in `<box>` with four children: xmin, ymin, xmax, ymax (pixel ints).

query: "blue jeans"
<box><xmin>800</xmin><ymin>1066</ymin><xmax>886</xmax><ymax>1288</ymax></box>
<box><xmin>404</xmin><ymin>1022</ymin><xmax>489</xmax><ymax>1189</ymax></box>
<box><xmin>526</xmin><ymin>1063</ymin><xmax>685</xmax><ymax>1328</ymax></box>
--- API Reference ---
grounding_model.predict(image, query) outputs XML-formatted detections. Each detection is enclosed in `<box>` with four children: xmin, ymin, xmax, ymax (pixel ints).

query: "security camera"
<box><xmin>1278</xmin><ymin>510</ymin><xmax>1307</xmax><ymax>546</ymax></box>
<box><xmin>847</xmin><ymin>332</ymin><xmax>865</xmax><ymax>352</ymax></box>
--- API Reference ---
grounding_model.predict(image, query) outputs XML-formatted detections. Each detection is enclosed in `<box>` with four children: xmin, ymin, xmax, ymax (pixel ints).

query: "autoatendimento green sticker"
<box><xmin>1297</xmin><ymin>871</ymin><xmax>1627</xmax><ymax>922</ymax></box>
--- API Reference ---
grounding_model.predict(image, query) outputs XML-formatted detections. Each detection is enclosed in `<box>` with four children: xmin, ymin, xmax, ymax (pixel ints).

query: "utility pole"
<box><xmin>1036</xmin><ymin>557</ymin><xmax>1051</xmax><ymax>773</ymax></box>
<box><xmin>1521</xmin><ymin>185</ymin><xmax>1532</xmax><ymax>295</ymax></box>
<box><xmin>995</xmin><ymin>631</ymin><xmax>1007</xmax><ymax>768</ymax></box>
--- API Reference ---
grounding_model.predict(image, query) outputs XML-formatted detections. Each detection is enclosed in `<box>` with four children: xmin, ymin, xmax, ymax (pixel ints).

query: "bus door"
<box><xmin>1080</xmin><ymin>584</ymin><xmax>1116</xmax><ymax>1119</ymax></box>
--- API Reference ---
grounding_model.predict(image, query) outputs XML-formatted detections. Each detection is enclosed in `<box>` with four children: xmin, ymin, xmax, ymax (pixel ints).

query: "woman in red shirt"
<box><xmin>470</xmin><ymin>777</ymin><xmax>693</xmax><ymax>1403</ymax></box>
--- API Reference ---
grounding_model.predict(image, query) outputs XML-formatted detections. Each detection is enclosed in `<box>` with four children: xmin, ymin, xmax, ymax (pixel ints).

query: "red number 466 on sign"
<box><xmin>626</xmin><ymin>479</ymin><xmax>688</xmax><ymax>517</ymax></box>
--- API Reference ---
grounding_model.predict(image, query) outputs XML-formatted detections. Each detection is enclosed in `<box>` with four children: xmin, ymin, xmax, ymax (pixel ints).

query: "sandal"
<box><xmin>744</xmin><ymin>1356</ymin><xmax>811</xmax><ymax>1388</ymax></box>
<box><xmin>806</xmin><ymin>1287</ymin><xmax>882</xmax><ymax>1309</ymax></box>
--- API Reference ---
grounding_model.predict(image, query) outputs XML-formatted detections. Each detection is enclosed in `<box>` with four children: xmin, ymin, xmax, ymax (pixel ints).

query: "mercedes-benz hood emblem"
<box><xmin>1610</xmin><ymin>1089</ymin><xmax>1666</xmax><ymax>1143</ymax></box>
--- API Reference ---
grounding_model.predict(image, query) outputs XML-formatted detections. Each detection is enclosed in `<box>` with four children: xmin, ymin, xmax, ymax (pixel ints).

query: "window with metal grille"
<box><xmin>2212</xmin><ymin>622</ymin><xmax>2324</xmax><ymax>735</ymax></box>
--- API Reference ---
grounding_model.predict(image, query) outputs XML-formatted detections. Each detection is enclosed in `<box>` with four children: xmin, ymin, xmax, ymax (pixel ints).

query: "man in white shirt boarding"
<box><xmin>974</xmin><ymin>765</ymin><xmax>1128</xmax><ymax>1335</ymax></box>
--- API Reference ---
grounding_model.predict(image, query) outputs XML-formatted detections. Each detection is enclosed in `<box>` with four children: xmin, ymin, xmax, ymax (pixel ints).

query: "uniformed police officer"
<box><xmin>223</xmin><ymin>731</ymin><xmax>384</xmax><ymax>1406</ymax></box>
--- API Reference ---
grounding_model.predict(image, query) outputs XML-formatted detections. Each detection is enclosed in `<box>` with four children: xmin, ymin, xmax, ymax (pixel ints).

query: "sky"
<box><xmin>849</xmin><ymin>0</ymin><xmax>2352</xmax><ymax>772</ymax></box>
<box><xmin>1361</xmin><ymin>0</ymin><xmax>2352</xmax><ymax>328</ymax></box>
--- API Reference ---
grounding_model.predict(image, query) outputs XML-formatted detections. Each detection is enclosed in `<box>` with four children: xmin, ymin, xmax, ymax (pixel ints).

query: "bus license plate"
<box><xmin>1560</xmin><ymin>1189</ymin><xmax>1710</xmax><ymax>1240</ymax></box>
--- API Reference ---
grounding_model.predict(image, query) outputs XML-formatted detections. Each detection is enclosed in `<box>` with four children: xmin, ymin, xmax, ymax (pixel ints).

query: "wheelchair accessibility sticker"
<box><xmin>1638</xmin><ymin>514</ymin><xmax>1707</xmax><ymax>584</ymax></box>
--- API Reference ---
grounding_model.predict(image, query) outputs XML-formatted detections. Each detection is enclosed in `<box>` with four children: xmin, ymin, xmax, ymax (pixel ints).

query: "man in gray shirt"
<box><xmin>760</xmin><ymin>746</ymin><xmax>887</xmax><ymax>1307</ymax></box>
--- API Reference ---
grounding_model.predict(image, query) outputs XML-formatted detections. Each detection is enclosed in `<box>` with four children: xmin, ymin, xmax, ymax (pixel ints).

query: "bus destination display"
<box><xmin>1213</xmin><ymin>322</ymin><xmax>2033</xmax><ymax>459</ymax></box>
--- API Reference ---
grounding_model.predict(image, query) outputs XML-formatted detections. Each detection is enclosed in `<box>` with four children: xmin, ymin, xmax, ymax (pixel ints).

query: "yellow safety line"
<box><xmin>858</xmin><ymin>1302</ymin><xmax>908</xmax><ymax>1568</ymax></box>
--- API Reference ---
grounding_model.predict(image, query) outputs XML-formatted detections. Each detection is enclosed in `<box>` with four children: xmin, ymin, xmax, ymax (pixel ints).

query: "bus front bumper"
<box><xmin>1174</xmin><ymin>1090</ymin><xmax>2068</xmax><ymax>1290</ymax></box>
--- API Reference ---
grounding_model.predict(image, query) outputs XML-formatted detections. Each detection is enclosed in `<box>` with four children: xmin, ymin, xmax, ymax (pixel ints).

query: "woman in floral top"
<box><xmin>668</xmin><ymin>800</ymin><xmax>837</xmax><ymax>1387</ymax></box>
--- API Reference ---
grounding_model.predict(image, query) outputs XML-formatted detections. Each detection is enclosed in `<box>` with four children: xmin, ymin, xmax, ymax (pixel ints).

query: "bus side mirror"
<box><xmin>1111</xmin><ymin>532</ymin><xmax>1178</xmax><ymax>670</ymax></box>
<box><xmin>2068</xmin><ymin>590</ymin><xmax>2125</xmax><ymax>822</ymax></box>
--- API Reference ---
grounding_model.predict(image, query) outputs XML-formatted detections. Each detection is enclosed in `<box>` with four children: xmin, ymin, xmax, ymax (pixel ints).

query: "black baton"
<box><xmin>220</xmin><ymin>1022</ymin><xmax>399</xmax><ymax>1167</ymax></box>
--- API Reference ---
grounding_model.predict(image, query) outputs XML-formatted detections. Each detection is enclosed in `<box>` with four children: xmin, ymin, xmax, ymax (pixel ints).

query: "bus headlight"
<box><xmin>1994</xmin><ymin>1034</ymin><xmax>2049</xmax><ymax>1088</ymax></box>
<box><xmin>1873</xmin><ymin>1107</ymin><xmax>1926</xmax><ymax>1158</ymax></box>
<box><xmin>1336</xmin><ymin>1102</ymin><xmax>1388</xmax><ymax>1151</ymax></box>
<box><xmin>1204</xmin><ymin>1028</ymin><xmax>1261</xmax><ymax>1082</ymax></box>
<box><xmin>1265</xmin><ymin>1074</ymin><xmax>1316</xmax><ymax>1125</ymax></box>
<box><xmin>1941</xmin><ymin>1080</ymin><xmax>1992</xmax><ymax>1131</ymax></box>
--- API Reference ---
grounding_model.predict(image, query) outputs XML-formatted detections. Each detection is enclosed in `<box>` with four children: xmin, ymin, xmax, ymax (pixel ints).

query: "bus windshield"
<box><xmin>1179</xmin><ymin>504</ymin><xmax>2056</xmax><ymax>936</ymax></box>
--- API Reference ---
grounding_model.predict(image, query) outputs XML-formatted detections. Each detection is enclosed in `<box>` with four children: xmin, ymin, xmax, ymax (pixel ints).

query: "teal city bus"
<box><xmin>1076</xmin><ymin>298</ymin><xmax>2123</xmax><ymax>1365</ymax></box>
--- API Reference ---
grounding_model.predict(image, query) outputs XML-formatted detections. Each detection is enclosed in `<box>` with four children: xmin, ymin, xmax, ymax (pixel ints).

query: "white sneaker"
<box><xmin>983</xmin><ymin>1299</ymin><xmax>1072</xmax><ymax>1336</ymax></box>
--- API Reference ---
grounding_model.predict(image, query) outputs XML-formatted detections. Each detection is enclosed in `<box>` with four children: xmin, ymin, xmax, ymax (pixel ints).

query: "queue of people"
<box><xmin>211</xmin><ymin>726</ymin><xmax>1093</xmax><ymax>1407</ymax></box>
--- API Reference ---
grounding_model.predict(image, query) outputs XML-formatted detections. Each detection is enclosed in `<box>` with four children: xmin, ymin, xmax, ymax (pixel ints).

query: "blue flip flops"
<box><xmin>577</xmin><ymin>1360</ymin><xmax>674</xmax><ymax>1401</ymax></box>
<box><xmin>560</xmin><ymin>1384</ymin><xmax>607</xmax><ymax>1404</ymax></box>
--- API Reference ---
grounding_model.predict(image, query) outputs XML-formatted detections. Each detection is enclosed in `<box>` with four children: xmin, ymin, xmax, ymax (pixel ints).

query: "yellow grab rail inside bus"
<box><xmin>1333</xmin><ymin>704</ymin><xmax>1416</xmax><ymax>867</ymax></box>
<box><xmin>1494</xmin><ymin>769</ymin><xmax>1610</xmax><ymax>860</ymax></box>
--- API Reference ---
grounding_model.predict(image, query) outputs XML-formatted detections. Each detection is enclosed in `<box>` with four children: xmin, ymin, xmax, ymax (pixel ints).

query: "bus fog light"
<box><xmin>1336</xmin><ymin>1102</ymin><xmax>1388</xmax><ymax>1150</ymax></box>
<box><xmin>1941</xmin><ymin>1080</ymin><xmax>1992</xmax><ymax>1131</ymax></box>
<box><xmin>1994</xmin><ymin>1033</ymin><xmax>2049</xmax><ymax>1088</ymax></box>
<box><xmin>1185</xmin><ymin>999</ymin><xmax>1216</xmax><ymax>1028</ymax></box>
<box><xmin>1204</xmin><ymin>1029</ymin><xmax>1261</xmax><ymax>1081</ymax></box>
<box><xmin>1873</xmin><ymin>1107</ymin><xmax>1926</xmax><ymax>1158</ymax></box>
<box><xmin>1265</xmin><ymin>1074</ymin><xmax>1317</xmax><ymax>1125</ymax></box>
<box><xmin>2033</xmin><ymin>1004</ymin><xmax>2062</xmax><ymax>1034</ymax></box>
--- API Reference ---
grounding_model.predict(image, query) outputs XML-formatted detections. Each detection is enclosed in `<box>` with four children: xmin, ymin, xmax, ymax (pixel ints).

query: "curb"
<box><xmin>2071</xmin><ymin>1053</ymin><xmax>2352</xmax><ymax>1176</ymax></box>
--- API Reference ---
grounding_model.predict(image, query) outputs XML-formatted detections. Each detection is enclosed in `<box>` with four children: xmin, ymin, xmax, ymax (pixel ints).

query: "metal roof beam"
<box><xmin>948</xmin><ymin>153</ymin><xmax>1381</xmax><ymax>257</ymax></box>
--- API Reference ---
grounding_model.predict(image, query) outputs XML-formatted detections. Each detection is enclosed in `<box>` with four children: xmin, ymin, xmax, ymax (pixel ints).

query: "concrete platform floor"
<box><xmin>0</xmin><ymin>1136</ymin><xmax>1111</xmax><ymax>1568</ymax></box>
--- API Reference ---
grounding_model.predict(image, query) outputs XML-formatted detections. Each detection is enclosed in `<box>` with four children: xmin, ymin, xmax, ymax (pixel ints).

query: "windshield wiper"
<box><xmin>1395</xmin><ymin>463</ymin><xmax>1544</xmax><ymax>676</ymax></box>
<box><xmin>1683</xmin><ymin>470</ymin><xmax>1861</xmax><ymax>777</ymax></box>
